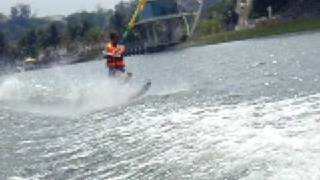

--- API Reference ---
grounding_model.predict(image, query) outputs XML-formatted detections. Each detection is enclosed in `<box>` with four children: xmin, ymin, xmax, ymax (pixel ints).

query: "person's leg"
<box><xmin>118</xmin><ymin>68</ymin><xmax>126</xmax><ymax>74</ymax></box>
<box><xmin>124</xmin><ymin>74</ymin><xmax>133</xmax><ymax>84</ymax></box>
<box><xmin>109</xmin><ymin>68</ymin><xmax>116</xmax><ymax>77</ymax></box>
<box><xmin>112</xmin><ymin>68</ymin><xmax>125</xmax><ymax>77</ymax></box>
<box><xmin>123</xmin><ymin>69</ymin><xmax>133</xmax><ymax>83</ymax></box>
<box><xmin>114</xmin><ymin>68</ymin><xmax>132</xmax><ymax>83</ymax></box>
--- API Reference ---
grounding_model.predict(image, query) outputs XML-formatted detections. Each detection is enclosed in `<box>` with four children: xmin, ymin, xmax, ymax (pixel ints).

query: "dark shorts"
<box><xmin>109</xmin><ymin>68</ymin><xmax>126</xmax><ymax>77</ymax></box>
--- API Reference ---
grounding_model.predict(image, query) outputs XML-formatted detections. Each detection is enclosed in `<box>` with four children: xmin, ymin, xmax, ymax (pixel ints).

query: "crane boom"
<box><xmin>123</xmin><ymin>0</ymin><xmax>149</xmax><ymax>39</ymax></box>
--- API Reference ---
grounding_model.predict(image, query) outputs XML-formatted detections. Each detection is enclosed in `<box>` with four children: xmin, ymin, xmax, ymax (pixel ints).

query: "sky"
<box><xmin>0</xmin><ymin>0</ymin><xmax>121</xmax><ymax>17</ymax></box>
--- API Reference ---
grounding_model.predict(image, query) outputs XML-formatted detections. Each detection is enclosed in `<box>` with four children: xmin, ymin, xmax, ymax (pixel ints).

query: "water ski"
<box><xmin>124</xmin><ymin>72</ymin><xmax>133</xmax><ymax>84</ymax></box>
<box><xmin>131</xmin><ymin>80</ymin><xmax>152</xmax><ymax>99</ymax></box>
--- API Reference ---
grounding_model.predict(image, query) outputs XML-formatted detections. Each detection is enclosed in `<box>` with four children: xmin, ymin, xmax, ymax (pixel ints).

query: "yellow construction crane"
<box><xmin>123</xmin><ymin>0</ymin><xmax>149</xmax><ymax>38</ymax></box>
<box><xmin>128</xmin><ymin>0</ymin><xmax>148</xmax><ymax>29</ymax></box>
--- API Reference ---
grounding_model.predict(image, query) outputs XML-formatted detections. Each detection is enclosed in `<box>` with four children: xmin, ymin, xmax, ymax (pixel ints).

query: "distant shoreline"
<box><xmin>179</xmin><ymin>18</ymin><xmax>320</xmax><ymax>49</ymax></box>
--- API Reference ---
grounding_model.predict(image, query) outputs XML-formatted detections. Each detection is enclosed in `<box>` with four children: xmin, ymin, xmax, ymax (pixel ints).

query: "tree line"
<box><xmin>0</xmin><ymin>2</ymin><xmax>135</xmax><ymax>63</ymax></box>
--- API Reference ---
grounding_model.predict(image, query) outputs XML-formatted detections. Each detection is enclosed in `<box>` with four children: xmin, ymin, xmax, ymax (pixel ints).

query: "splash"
<box><xmin>0</xmin><ymin>67</ymin><xmax>141</xmax><ymax>117</ymax></box>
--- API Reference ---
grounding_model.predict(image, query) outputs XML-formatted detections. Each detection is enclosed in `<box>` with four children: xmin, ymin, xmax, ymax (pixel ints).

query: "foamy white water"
<box><xmin>1</xmin><ymin>32</ymin><xmax>320</xmax><ymax>179</ymax></box>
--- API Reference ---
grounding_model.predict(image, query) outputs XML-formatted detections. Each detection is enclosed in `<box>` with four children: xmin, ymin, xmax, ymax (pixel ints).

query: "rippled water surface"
<box><xmin>1</xmin><ymin>32</ymin><xmax>320</xmax><ymax>180</ymax></box>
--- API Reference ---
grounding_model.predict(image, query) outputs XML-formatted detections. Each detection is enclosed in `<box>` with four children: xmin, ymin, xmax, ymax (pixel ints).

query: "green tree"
<box><xmin>19</xmin><ymin>29</ymin><xmax>39</xmax><ymax>58</ymax></box>
<box><xmin>47</xmin><ymin>23</ymin><xmax>61</xmax><ymax>48</ymax></box>
<box><xmin>10</xmin><ymin>6</ymin><xmax>19</xmax><ymax>20</ymax></box>
<box><xmin>19</xmin><ymin>4</ymin><xmax>31</xmax><ymax>19</ymax></box>
<box><xmin>67</xmin><ymin>23</ymin><xmax>81</xmax><ymax>41</ymax></box>
<box><xmin>96</xmin><ymin>7</ymin><xmax>114</xmax><ymax>30</ymax></box>
<box><xmin>66</xmin><ymin>13</ymin><xmax>93</xmax><ymax>42</ymax></box>
<box><xmin>10</xmin><ymin>4</ymin><xmax>31</xmax><ymax>20</ymax></box>
<box><xmin>0</xmin><ymin>13</ymin><xmax>7</xmax><ymax>22</ymax></box>
<box><xmin>84</xmin><ymin>28</ymin><xmax>105</xmax><ymax>45</ymax></box>
<box><xmin>110</xmin><ymin>2</ymin><xmax>133</xmax><ymax>34</ymax></box>
<box><xmin>0</xmin><ymin>31</ymin><xmax>6</xmax><ymax>54</ymax></box>
<box><xmin>80</xmin><ymin>20</ymin><xmax>90</xmax><ymax>39</ymax></box>
<box><xmin>37</xmin><ymin>29</ymin><xmax>49</xmax><ymax>49</ymax></box>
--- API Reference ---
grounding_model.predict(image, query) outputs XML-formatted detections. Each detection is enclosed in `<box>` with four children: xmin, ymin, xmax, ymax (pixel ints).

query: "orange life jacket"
<box><xmin>106</xmin><ymin>43</ymin><xmax>126</xmax><ymax>69</ymax></box>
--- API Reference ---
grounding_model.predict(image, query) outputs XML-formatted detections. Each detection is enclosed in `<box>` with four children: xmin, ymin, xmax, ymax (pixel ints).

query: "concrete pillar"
<box><xmin>152</xmin><ymin>23</ymin><xmax>159</xmax><ymax>46</ymax></box>
<box><xmin>146</xmin><ymin>24</ymin><xmax>152</xmax><ymax>45</ymax></box>
<box><xmin>267</xmin><ymin>6</ymin><xmax>273</xmax><ymax>19</ymax></box>
<box><xmin>236</xmin><ymin>0</ymin><xmax>253</xmax><ymax>30</ymax></box>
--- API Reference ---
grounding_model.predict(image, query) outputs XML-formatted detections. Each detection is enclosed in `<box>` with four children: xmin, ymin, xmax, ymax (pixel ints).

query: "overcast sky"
<box><xmin>1</xmin><ymin>0</ymin><xmax>121</xmax><ymax>17</ymax></box>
